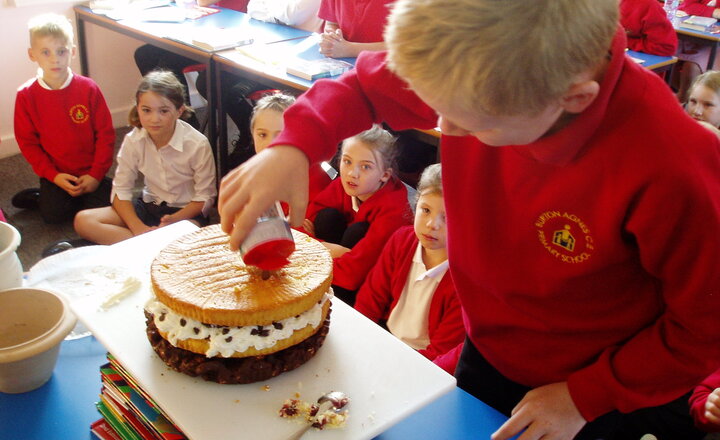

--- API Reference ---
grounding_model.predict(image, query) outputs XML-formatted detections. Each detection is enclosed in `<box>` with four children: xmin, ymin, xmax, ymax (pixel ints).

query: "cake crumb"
<box><xmin>278</xmin><ymin>398</ymin><xmax>349</xmax><ymax>430</ymax></box>
<box><xmin>294</xmin><ymin>392</ymin><xmax>301</xmax><ymax>398</ymax></box>
<box><xmin>262</xmin><ymin>385</ymin><xmax>271</xmax><ymax>391</ymax></box>
<box><xmin>234</xmin><ymin>399</ymin><xmax>240</xmax><ymax>404</ymax></box>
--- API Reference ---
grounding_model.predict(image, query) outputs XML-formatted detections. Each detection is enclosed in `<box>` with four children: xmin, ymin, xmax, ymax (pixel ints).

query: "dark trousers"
<box><xmin>39</xmin><ymin>177</ymin><xmax>111</xmax><ymax>224</ymax></box>
<box><xmin>455</xmin><ymin>337</ymin><xmax>704</xmax><ymax>440</ymax></box>
<box><xmin>132</xmin><ymin>198</ymin><xmax>209</xmax><ymax>227</ymax></box>
<box><xmin>196</xmin><ymin>70</ymin><xmax>267</xmax><ymax>150</ymax></box>
<box><xmin>314</xmin><ymin>207</ymin><xmax>369</xmax><ymax>306</ymax></box>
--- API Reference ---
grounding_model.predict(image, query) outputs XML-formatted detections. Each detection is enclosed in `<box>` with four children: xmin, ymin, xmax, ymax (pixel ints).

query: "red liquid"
<box><xmin>242</xmin><ymin>238</ymin><xmax>296</xmax><ymax>271</ymax></box>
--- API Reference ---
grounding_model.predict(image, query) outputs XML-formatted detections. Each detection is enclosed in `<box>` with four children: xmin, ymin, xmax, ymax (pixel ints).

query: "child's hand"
<box><xmin>159</xmin><ymin>214</ymin><xmax>178</xmax><ymax>228</ymax></box>
<box><xmin>302</xmin><ymin>219</ymin><xmax>315</xmax><ymax>236</ymax></box>
<box><xmin>491</xmin><ymin>382</ymin><xmax>585</xmax><ymax>440</ymax></box>
<box><xmin>219</xmin><ymin>146</ymin><xmax>309</xmax><ymax>251</ymax></box>
<box><xmin>705</xmin><ymin>388</ymin><xmax>720</xmax><ymax>426</ymax></box>
<box><xmin>75</xmin><ymin>175</ymin><xmax>100</xmax><ymax>195</ymax></box>
<box><xmin>129</xmin><ymin>222</ymin><xmax>157</xmax><ymax>236</ymax></box>
<box><xmin>322</xmin><ymin>242</ymin><xmax>351</xmax><ymax>258</ymax></box>
<box><xmin>53</xmin><ymin>173</ymin><xmax>82</xmax><ymax>196</ymax></box>
<box><xmin>319</xmin><ymin>29</ymin><xmax>351</xmax><ymax>58</ymax></box>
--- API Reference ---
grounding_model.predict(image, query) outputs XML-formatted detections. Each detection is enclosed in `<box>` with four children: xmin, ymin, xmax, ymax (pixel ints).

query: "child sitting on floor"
<box><xmin>354</xmin><ymin>163</ymin><xmax>463</xmax><ymax>362</ymax></box>
<box><xmin>301</xmin><ymin>125</ymin><xmax>412</xmax><ymax>305</ymax></box>
<box><xmin>13</xmin><ymin>13</ymin><xmax>115</xmax><ymax>224</ymax></box>
<box><xmin>74</xmin><ymin>71</ymin><xmax>216</xmax><ymax>245</ymax></box>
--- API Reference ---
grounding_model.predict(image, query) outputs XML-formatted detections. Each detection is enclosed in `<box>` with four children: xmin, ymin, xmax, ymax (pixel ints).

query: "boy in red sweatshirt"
<box><xmin>14</xmin><ymin>13</ymin><xmax>115</xmax><ymax>224</ymax></box>
<box><xmin>218</xmin><ymin>0</ymin><xmax>720</xmax><ymax>438</ymax></box>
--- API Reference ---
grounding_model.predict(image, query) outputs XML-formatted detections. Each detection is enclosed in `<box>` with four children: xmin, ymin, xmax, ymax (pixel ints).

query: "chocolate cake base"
<box><xmin>145</xmin><ymin>308</ymin><xmax>331</xmax><ymax>384</ymax></box>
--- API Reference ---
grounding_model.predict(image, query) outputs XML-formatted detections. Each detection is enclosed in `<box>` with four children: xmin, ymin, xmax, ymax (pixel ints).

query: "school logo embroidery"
<box><xmin>69</xmin><ymin>104</ymin><xmax>90</xmax><ymax>124</ymax></box>
<box><xmin>535</xmin><ymin>211</ymin><xmax>594</xmax><ymax>264</ymax></box>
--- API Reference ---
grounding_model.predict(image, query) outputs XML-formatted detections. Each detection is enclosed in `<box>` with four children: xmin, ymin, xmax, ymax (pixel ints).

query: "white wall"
<box><xmin>0</xmin><ymin>1</ymin><xmax>144</xmax><ymax>159</ymax></box>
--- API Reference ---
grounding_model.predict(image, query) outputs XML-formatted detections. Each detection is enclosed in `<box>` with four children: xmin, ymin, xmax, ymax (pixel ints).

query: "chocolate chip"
<box><xmin>193</xmin><ymin>327</ymin><xmax>200</xmax><ymax>335</ymax></box>
<box><xmin>250</xmin><ymin>327</ymin><xmax>259</xmax><ymax>336</ymax></box>
<box><xmin>222</xmin><ymin>328</ymin><xmax>230</xmax><ymax>335</ymax></box>
<box><xmin>159</xmin><ymin>313</ymin><xmax>166</xmax><ymax>322</ymax></box>
<box><xmin>180</xmin><ymin>318</ymin><xmax>186</xmax><ymax>326</ymax></box>
<box><xmin>259</xmin><ymin>329</ymin><xmax>270</xmax><ymax>337</ymax></box>
<box><xmin>225</xmin><ymin>336</ymin><xmax>233</xmax><ymax>342</ymax></box>
<box><xmin>272</xmin><ymin>322</ymin><xmax>283</xmax><ymax>330</ymax></box>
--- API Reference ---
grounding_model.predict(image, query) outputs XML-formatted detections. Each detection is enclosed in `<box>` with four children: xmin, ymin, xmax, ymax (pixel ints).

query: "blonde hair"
<box><xmin>416</xmin><ymin>163</ymin><xmax>442</xmax><ymax>197</ymax></box>
<box><xmin>343</xmin><ymin>124</ymin><xmax>398</xmax><ymax>172</ymax></box>
<box><xmin>28</xmin><ymin>13</ymin><xmax>74</xmax><ymax>46</ymax></box>
<box><xmin>128</xmin><ymin>70</ymin><xmax>194</xmax><ymax>128</ymax></box>
<box><xmin>689</xmin><ymin>71</ymin><xmax>720</xmax><ymax>99</ymax></box>
<box><xmin>385</xmin><ymin>0</ymin><xmax>618</xmax><ymax>116</ymax></box>
<box><xmin>250</xmin><ymin>92</ymin><xmax>296</xmax><ymax>130</ymax></box>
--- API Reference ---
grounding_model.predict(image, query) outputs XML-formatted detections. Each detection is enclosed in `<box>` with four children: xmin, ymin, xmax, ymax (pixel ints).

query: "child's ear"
<box><xmin>559</xmin><ymin>80</ymin><xmax>600</xmax><ymax>114</ymax></box>
<box><xmin>71</xmin><ymin>46</ymin><xmax>77</xmax><ymax>58</ymax></box>
<box><xmin>380</xmin><ymin>168</ymin><xmax>392</xmax><ymax>183</ymax></box>
<box><xmin>27</xmin><ymin>48</ymin><xmax>36</xmax><ymax>62</ymax></box>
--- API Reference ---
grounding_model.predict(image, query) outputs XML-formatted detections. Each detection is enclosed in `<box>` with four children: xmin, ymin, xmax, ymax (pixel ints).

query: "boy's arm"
<box><xmin>219</xmin><ymin>51</ymin><xmax>437</xmax><ymax>249</ymax></box>
<box><xmin>680</xmin><ymin>0</ymin><xmax>718</xmax><ymax>17</ymax></box>
<box><xmin>637</xmin><ymin>3</ymin><xmax>678</xmax><ymax>56</ymax></box>
<box><xmin>14</xmin><ymin>90</ymin><xmax>60</xmax><ymax>181</ymax></box>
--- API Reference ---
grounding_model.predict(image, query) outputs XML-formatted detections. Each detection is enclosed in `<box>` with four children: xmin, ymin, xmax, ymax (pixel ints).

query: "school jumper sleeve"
<box><xmin>14</xmin><ymin>83</ymin><xmax>59</xmax><ymax>181</ymax></box>
<box><xmin>620</xmin><ymin>0</ymin><xmax>678</xmax><ymax>56</ymax></box>
<box><xmin>679</xmin><ymin>0</ymin><xmax>717</xmax><ymax>17</ymax></box>
<box><xmin>689</xmin><ymin>370</ymin><xmax>720</xmax><ymax>432</ymax></box>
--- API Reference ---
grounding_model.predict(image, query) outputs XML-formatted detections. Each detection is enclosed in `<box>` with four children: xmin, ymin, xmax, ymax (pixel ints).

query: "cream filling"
<box><xmin>145</xmin><ymin>289</ymin><xmax>332</xmax><ymax>358</ymax></box>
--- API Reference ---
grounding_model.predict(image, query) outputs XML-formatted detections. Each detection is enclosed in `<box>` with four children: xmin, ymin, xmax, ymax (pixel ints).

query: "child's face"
<box><xmin>414</xmin><ymin>192</ymin><xmax>447</xmax><ymax>251</ymax></box>
<box><xmin>687</xmin><ymin>85</ymin><xmax>720</xmax><ymax>128</ymax></box>
<box><xmin>137</xmin><ymin>91</ymin><xmax>184</xmax><ymax>146</ymax></box>
<box><xmin>339</xmin><ymin>138</ymin><xmax>391</xmax><ymax>201</ymax></box>
<box><xmin>252</xmin><ymin>109</ymin><xmax>284</xmax><ymax>153</ymax></box>
<box><xmin>28</xmin><ymin>35</ymin><xmax>74</xmax><ymax>86</ymax></box>
<box><xmin>411</xmin><ymin>84</ymin><xmax>564</xmax><ymax>147</ymax></box>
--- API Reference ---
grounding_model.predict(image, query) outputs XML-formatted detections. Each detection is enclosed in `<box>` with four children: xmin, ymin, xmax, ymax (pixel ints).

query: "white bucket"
<box><xmin>0</xmin><ymin>287</ymin><xmax>77</xmax><ymax>393</ymax></box>
<box><xmin>0</xmin><ymin>222</ymin><xmax>23</xmax><ymax>290</ymax></box>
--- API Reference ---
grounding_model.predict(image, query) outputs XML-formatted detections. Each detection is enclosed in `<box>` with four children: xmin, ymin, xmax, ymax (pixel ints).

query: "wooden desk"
<box><xmin>73</xmin><ymin>5</ymin><xmax>310</xmax><ymax>177</ymax></box>
<box><xmin>674</xmin><ymin>18</ymin><xmax>720</xmax><ymax>70</ymax></box>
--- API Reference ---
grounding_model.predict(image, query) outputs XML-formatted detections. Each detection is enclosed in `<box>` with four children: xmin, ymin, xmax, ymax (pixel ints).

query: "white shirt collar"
<box><xmin>411</xmin><ymin>243</ymin><xmax>449</xmax><ymax>281</ymax></box>
<box><xmin>36</xmin><ymin>68</ymin><xmax>73</xmax><ymax>90</ymax></box>
<box><xmin>351</xmin><ymin>196</ymin><xmax>361</xmax><ymax>212</ymax></box>
<box><xmin>132</xmin><ymin>120</ymin><xmax>187</xmax><ymax>152</ymax></box>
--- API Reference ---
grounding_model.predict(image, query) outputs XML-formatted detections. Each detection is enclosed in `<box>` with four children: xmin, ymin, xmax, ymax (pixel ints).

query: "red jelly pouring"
<box><xmin>239</xmin><ymin>202</ymin><xmax>295</xmax><ymax>271</ymax></box>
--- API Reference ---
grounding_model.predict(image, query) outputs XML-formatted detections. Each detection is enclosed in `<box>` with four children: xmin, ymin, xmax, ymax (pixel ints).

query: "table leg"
<box><xmin>709</xmin><ymin>42</ymin><xmax>718</xmax><ymax>71</ymax></box>
<box><xmin>76</xmin><ymin>13</ymin><xmax>89</xmax><ymax>76</ymax></box>
<box><xmin>214</xmin><ymin>62</ymin><xmax>229</xmax><ymax>179</ymax></box>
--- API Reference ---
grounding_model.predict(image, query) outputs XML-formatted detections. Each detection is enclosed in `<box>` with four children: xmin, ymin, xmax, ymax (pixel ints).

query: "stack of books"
<box><xmin>90</xmin><ymin>354</ymin><xmax>187</xmax><ymax>440</ymax></box>
<box><xmin>678</xmin><ymin>15</ymin><xmax>718</xmax><ymax>32</ymax></box>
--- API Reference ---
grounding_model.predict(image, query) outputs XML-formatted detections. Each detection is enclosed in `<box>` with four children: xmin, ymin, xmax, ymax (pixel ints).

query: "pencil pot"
<box><xmin>0</xmin><ymin>287</ymin><xmax>76</xmax><ymax>393</ymax></box>
<box><xmin>0</xmin><ymin>222</ymin><xmax>23</xmax><ymax>290</ymax></box>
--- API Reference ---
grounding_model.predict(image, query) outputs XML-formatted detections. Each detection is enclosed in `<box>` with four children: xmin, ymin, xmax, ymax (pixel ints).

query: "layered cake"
<box><xmin>144</xmin><ymin>224</ymin><xmax>333</xmax><ymax>384</ymax></box>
